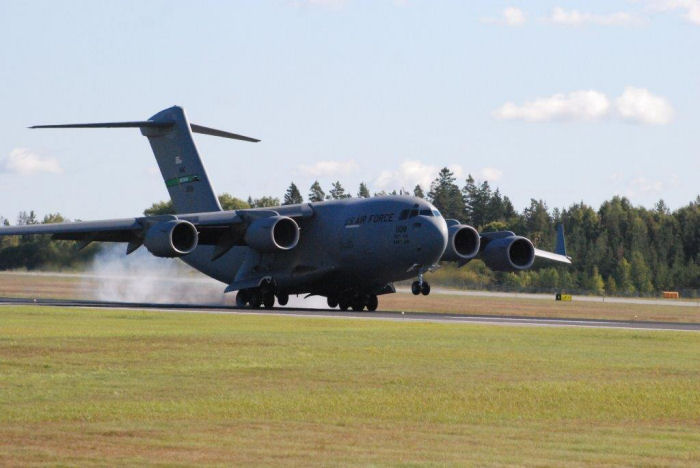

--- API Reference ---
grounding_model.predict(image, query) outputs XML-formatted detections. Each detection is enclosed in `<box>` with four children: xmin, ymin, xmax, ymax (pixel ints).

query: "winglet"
<box><xmin>555</xmin><ymin>224</ymin><xmax>567</xmax><ymax>257</ymax></box>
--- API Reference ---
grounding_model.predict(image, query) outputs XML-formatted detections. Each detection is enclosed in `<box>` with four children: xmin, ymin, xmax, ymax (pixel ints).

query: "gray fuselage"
<box><xmin>182</xmin><ymin>196</ymin><xmax>448</xmax><ymax>296</ymax></box>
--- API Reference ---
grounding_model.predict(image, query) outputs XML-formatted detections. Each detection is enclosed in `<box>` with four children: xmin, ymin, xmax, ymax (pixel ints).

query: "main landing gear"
<box><xmin>327</xmin><ymin>293</ymin><xmax>378</xmax><ymax>312</ymax></box>
<box><xmin>236</xmin><ymin>287</ymin><xmax>289</xmax><ymax>309</ymax></box>
<box><xmin>411</xmin><ymin>272</ymin><xmax>431</xmax><ymax>296</ymax></box>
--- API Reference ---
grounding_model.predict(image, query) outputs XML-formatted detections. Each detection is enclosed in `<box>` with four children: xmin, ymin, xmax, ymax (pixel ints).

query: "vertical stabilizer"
<box><xmin>141</xmin><ymin>106</ymin><xmax>221</xmax><ymax>214</ymax></box>
<box><xmin>555</xmin><ymin>224</ymin><xmax>567</xmax><ymax>256</ymax></box>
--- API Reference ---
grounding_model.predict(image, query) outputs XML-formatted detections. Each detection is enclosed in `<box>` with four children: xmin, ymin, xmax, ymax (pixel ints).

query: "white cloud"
<box><xmin>503</xmin><ymin>7</ymin><xmax>526</xmax><ymax>25</ymax></box>
<box><xmin>493</xmin><ymin>90</ymin><xmax>611</xmax><ymax>122</ymax></box>
<box><xmin>648</xmin><ymin>1</ymin><xmax>700</xmax><ymax>25</ymax></box>
<box><xmin>494</xmin><ymin>88</ymin><xmax>673</xmax><ymax>125</ymax></box>
<box><xmin>2</xmin><ymin>148</ymin><xmax>63</xmax><ymax>175</ymax></box>
<box><xmin>298</xmin><ymin>159</ymin><xmax>359</xmax><ymax>178</ymax></box>
<box><xmin>610</xmin><ymin>173</ymin><xmax>681</xmax><ymax>200</ymax></box>
<box><xmin>627</xmin><ymin>177</ymin><xmax>665</xmax><ymax>197</ymax></box>
<box><xmin>615</xmin><ymin>87</ymin><xmax>674</xmax><ymax>125</ymax></box>
<box><xmin>546</xmin><ymin>7</ymin><xmax>646</xmax><ymax>26</ymax></box>
<box><xmin>374</xmin><ymin>160</ymin><xmax>464</xmax><ymax>192</ymax></box>
<box><xmin>481</xmin><ymin>6</ymin><xmax>526</xmax><ymax>26</ymax></box>
<box><xmin>479</xmin><ymin>167</ymin><xmax>503</xmax><ymax>182</ymax></box>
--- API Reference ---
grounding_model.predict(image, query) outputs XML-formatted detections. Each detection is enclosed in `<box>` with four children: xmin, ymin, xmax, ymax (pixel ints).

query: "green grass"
<box><xmin>1</xmin><ymin>306</ymin><xmax>699</xmax><ymax>466</ymax></box>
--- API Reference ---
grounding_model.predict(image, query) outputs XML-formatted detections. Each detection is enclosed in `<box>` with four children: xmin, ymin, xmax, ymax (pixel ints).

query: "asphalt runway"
<box><xmin>1</xmin><ymin>297</ymin><xmax>698</xmax><ymax>332</ymax></box>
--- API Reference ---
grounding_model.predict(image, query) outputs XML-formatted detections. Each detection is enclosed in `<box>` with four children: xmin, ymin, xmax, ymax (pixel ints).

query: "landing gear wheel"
<box><xmin>411</xmin><ymin>281</ymin><xmax>421</xmax><ymax>296</ymax></box>
<box><xmin>366</xmin><ymin>294</ymin><xmax>378</xmax><ymax>311</ymax></box>
<box><xmin>277</xmin><ymin>293</ymin><xmax>289</xmax><ymax>306</ymax></box>
<box><xmin>327</xmin><ymin>296</ymin><xmax>338</xmax><ymax>308</ymax></box>
<box><xmin>421</xmin><ymin>282</ymin><xmax>431</xmax><ymax>296</ymax></box>
<box><xmin>338</xmin><ymin>300</ymin><xmax>349</xmax><ymax>311</ymax></box>
<box><xmin>235</xmin><ymin>290</ymin><xmax>248</xmax><ymax>307</ymax></box>
<box><xmin>262</xmin><ymin>291</ymin><xmax>275</xmax><ymax>309</ymax></box>
<box><xmin>248</xmin><ymin>290</ymin><xmax>262</xmax><ymax>308</ymax></box>
<box><xmin>351</xmin><ymin>300</ymin><xmax>365</xmax><ymax>311</ymax></box>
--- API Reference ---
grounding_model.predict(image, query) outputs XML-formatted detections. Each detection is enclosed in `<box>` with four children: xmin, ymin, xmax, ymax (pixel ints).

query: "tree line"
<box><xmin>1</xmin><ymin>171</ymin><xmax>698</xmax><ymax>297</ymax></box>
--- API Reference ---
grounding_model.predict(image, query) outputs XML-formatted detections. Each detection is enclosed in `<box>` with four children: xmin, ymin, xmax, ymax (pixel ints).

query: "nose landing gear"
<box><xmin>411</xmin><ymin>272</ymin><xmax>431</xmax><ymax>296</ymax></box>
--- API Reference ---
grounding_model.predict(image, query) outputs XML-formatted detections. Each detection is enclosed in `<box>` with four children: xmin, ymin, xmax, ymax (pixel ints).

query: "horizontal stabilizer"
<box><xmin>190</xmin><ymin>124</ymin><xmax>259</xmax><ymax>142</ymax></box>
<box><xmin>30</xmin><ymin>120</ymin><xmax>259</xmax><ymax>142</ymax></box>
<box><xmin>30</xmin><ymin>121</ymin><xmax>174</xmax><ymax>129</ymax></box>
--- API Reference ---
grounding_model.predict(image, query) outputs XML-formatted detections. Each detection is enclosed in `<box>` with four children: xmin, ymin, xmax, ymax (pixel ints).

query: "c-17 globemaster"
<box><xmin>0</xmin><ymin>106</ymin><xmax>571</xmax><ymax>311</ymax></box>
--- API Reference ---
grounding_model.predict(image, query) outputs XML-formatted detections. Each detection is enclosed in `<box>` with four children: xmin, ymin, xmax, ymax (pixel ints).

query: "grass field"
<box><xmin>1</xmin><ymin>305</ymin><xmax>698</xmax><ymax>465</ymax></box>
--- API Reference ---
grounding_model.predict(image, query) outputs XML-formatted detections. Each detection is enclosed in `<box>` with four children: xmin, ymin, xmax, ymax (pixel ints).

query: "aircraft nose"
<box><xmin>415</xmin><ymin>216</ymin><xmax>448</xmax><ymax>265</ymax></box>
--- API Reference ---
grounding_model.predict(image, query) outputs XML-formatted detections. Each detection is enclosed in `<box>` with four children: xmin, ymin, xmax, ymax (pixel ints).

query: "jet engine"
<box><xmin>244</xmin><ymin>216</ymin><xmax>300</xmax><ymax>252</ymax></box>
<box><xmin>481</xmin><ymin>235</ymin><xmax>535</xmax><ymax>271</ymax></box>
<box><xmin>441</xmin><ymin>224</ymin><xmax>480</xmax><ymax>262</ymax></box>
<box><xmin>144</xmin><ymin>220</ymin><xmax>198</xmax><ymax>258</ymax></box>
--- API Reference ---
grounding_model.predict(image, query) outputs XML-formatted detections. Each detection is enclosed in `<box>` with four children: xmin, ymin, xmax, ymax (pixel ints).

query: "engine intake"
<box><xmin>481</xmin><ymin>235</ymin><xmax>535</xmax><ymax>271</ymax></box>
<box><xmin>144</xmin><ymin>220</ymin><xmax>198</xmax><ymax>258</ymax></box>
<box><xmin>244</xmin><ymin>216</ymin><xmax>300</xmax><ymax>252</ymax></box>
<box><xmin>441</xmin><ymin>224</ymin><xmax>480</xmax><ymax>262</ymax></box>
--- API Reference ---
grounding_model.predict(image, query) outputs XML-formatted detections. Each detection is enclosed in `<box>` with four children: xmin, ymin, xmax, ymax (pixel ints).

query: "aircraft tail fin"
<box><xmin>31</xmin><ymin>106</ymin><xmax>259</xmax><ymax>214</ymax></box>
<box><xmin>555</xmin><ymin>223</ymin><xmax>567</xmax><ymax>256</ymax></box>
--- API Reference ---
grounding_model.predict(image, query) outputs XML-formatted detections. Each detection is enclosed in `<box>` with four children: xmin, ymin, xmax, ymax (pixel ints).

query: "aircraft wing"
<box><xmin>0</xmin><ymin>218</ymin><xmax>144</xmax><ymax>243</ymax></box>
<box><xmin>534</xmin><ymin>248</ymin><xmax>571</xmax><ymax>264</ymax></box>
<box><xmin>0</xmin><ymin>205</ymin><xmax>314</xmax><ymax>257</ymax></box>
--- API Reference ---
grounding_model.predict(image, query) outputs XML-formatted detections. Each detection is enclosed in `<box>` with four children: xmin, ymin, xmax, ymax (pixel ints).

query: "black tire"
<box><xmin>235</xmin><ymin>290</ymin><xmax>248</xmax><ymax>307</ymax></box>
<box><xmin>277</xmin><ymin>293</ymin><xmax>289</xmax><ymax>306</ymax></box>
<box><xmin>351</xmin><ymin>301</ymin><xmax>364</xmax><ymax>311</ymax></box>
<box><xmin>421</xmin><ymin>282</ymin><xmax>431</xmax><ymax>296</ymax></box>
<box><xmin>327</xmin><ymin>296</ymin><xmax>338</xmax><ymax>308</ymax></box>
<box><xmin>249</xmin><ymin>290</ymin><xmax>262</xmax><ymax>308</ymax></box>
<box><xmin>367</xmin><ymin>294</ymin><xmax>378</xmax><ymax>311</ymax></box>
<box><xmin>338</xmin><ymin>300</ymin><xmax>349</xmax><ymax>311</ymax></box>
<box><xmin>263</xmin><ymin>292</ymin><xmax>275</xmax><ymax>309</ymax></box>
<box><xmin>411</xmin><ymin>281</ymin><xmax>421</xmax><ymax>295</ymax></box>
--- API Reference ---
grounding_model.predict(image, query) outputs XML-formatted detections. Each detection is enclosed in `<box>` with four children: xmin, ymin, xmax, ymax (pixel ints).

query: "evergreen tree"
<box><xmin>414</xmin><ymin>185</ymin><xmax>425</xmax><ymax>199</ymax></box>
<box><xmin>17</xmin><ymin>211</ymin><xmax>38</xmax><ymax>225</ymax></box>
<box><xmin>428</xmin><ymin>168</ymin><xmax>465</xmax><ymax>220</ymax></box>
<box><xmin>308</xmin><ymin>181</ymin><xmax>325</xmax><ymax>202</ymax></box>
<box><xmin>283</xmin><ymin>182</ymin><xmax>303</xmax><ymax>205</ymax></box>
<box><xmin>357</xmin><ymin>182</ymin><xmax>370</xmax><ymax>198</ymax></box>
<box><xmin>329</xmin><ymin>181</ymin><xmax>351</xmax><ymax>199</ymax></box>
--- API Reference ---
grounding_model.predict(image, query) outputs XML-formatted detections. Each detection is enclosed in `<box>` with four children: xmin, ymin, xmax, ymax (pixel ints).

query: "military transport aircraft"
<box><xmin>0</xmin><ymin>106</ymin><xmax>571</xmax><ymax>311</ymax></box>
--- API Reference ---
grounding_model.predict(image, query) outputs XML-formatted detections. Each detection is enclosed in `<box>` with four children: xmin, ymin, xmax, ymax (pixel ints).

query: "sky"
<box><xmin>0</xmin><ymin>0</ymin><xmax>698</xmax><ymax>221</ymax></box>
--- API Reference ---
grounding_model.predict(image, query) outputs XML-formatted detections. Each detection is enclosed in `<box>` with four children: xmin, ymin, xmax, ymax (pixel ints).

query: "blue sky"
<box><xmin>0</xmin><ymin>0</ymin><xmax>698</xmax><ymax>221</ymax></box>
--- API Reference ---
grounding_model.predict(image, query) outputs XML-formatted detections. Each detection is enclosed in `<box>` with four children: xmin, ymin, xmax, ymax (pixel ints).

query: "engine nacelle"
<box><xmin>481</xmin><ymin>235</ymin><xmax>535</xmax><ymax>272</ymax></box>
<box><xmin>441</xmin><ymin>224</ymin><xmax>480</xmax><ymax>262</ymax></box>
<box><xmin>244</xmin><ymin>216</ymin><xmax>300</xmax><ymax>252</ymax></box>
<box><xmin>144</xmin><ymin>220</ymin><xmax>198</xmax><ymax>258</ymax></box>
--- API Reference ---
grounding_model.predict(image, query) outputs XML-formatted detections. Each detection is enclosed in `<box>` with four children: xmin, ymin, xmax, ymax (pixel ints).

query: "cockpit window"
<box><xmin>400</xmin><ymin>207</ymin><xmax>439</xmax><ymax>220</ymax></box>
